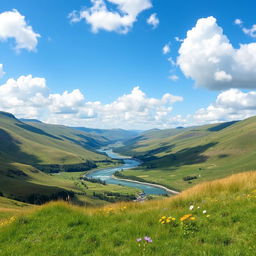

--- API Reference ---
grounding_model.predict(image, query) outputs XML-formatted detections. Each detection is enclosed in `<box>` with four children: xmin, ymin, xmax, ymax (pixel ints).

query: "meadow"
<box><xmin>0</xmin><ymin>171</ymin><xmax>255</xmax><ymax>256</ymax></box>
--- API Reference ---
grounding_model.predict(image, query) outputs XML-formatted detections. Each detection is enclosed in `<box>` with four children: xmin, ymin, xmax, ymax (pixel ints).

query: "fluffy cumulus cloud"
<box><xmin>147</xmin><ymin>13</ymin><xmax>159</xmax><ymax>29</ymax></box>
<box><xmin>177</xmin><ymin>16</ymin><xmax>256</xmax><ymax>90</ymax></box>
<box><xmin>0</xmin><ymin>75</ymin><xmax>183</xmax><ymax>129</ymax></box>
<box><xmin>49</xmin><ymin>90</ymin><xmax>85</xmax><ymax>114</ymax></box>
<box><xmin>0</xmin><ymin>9</ymin><xmax>40</xmax><ymax>51</ymax></box>
<box><xmin>0</xmin><ymin>75</ymin><xmax>48</xmax><ymax>118</ymax></box>
<box><xmin>193</xmin><ymin>89</ymin><xmax>256</xmax><ymax>123</ymax></box>
<box><xmin>69</xmin><ymin>0</ymin><xmax>152</xmax><ymax>34</ymax></box>
<box><xmin>0</xmin><ymin>64</ymin><xmax>5</xmax><ymax>78</ymax></box>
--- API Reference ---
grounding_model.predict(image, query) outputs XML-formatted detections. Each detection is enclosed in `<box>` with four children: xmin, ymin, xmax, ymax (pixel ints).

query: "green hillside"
<box><xmin>0</xmin><ymin>112</ymin><xmax>139</xmax><ymax>204</ymax></box>
<box><xmin>0</xmin><ymin>171</ymin><xmax>255</xmax><ymax>256</ymax></box>
<box><xmin>115</xmin><ymin>118</ymin><xmax>256</xmax><ymax>191</ymax></box>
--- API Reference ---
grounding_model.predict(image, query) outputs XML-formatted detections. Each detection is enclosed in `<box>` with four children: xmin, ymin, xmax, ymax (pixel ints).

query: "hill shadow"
<box><xmin>142</xmin><ymin>142</ymin><xmax>218</xmax><ymax>168</ymax></box>
<box><xmin>208</xmin><ymin>121</ymin><xmax>238</xmax><ymax>132</ymax></box>
<box><xmin>16</xmin><ymin>122</ymin><xmax>63</xmax><ymax>141</ymax></box>
<box><xmin>0</xmin><ymin>128</ymin><xmax>40</xmax><ymax>165</ymax></box>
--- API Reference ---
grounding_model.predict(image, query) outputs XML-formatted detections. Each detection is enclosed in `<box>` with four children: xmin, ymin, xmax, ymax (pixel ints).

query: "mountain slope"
<box><xmin>0</xmin><ymin>111</ymin><xmax>114</xmax><ymax>203</ymax></box>
<box><xmin>115</xmin><ymin>118</ymin><xmax>256</xmax><ymax>190</ymax></box>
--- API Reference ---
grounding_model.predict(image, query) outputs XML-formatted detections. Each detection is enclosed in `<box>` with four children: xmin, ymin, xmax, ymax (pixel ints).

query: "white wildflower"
<box><xmin>189</xmin><ymin>205</ymin><xmax>194</xmax><ymax>211</ymax></box>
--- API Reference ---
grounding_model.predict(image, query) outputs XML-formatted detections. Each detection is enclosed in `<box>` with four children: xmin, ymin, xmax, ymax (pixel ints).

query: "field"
<box><xmin>0</xmin><ymin>171</ymin><xmax>255</xmax><ymax>255</ymax></box>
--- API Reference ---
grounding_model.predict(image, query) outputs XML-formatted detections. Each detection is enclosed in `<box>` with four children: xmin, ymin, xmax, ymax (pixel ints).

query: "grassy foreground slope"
<box><xmin>0</xmin><ymin>172</ymin><xmax>255</xmax><ymax>256</ymax></box>
<box><xmin>116</xmin><ymin>118</ymin><xmax>256</xmax><ymax>190</ymax></box>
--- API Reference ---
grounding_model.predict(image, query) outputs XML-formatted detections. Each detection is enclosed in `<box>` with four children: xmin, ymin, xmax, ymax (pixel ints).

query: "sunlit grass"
<box><xmin>0</xmin><ymin>171</ymin><xmax>255</xmax><ymax>255</ymax></box>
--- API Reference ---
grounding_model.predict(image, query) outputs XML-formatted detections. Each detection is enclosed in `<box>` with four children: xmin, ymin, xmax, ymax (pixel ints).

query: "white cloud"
<box><xmin>167</xmin><ymin>57</ymin><xmax>176</xmax><ymax>66</ymax></box>
<box><xmin>234</xmin><ymin>19</ymin><xmax>256</xmax><ymax>38</ymax></box>
<box><xmin>177</xmin><ymin>16</ymin><xmax>256</xmax><ymax>90</ymax></box>
<box><xmin>0</xmin><ymin>64</ymin><xmax>5</xmax><ymax>78</ymax></box>
<box><xmin>147</xmin><ymin>13</ymin><xmax>159</xmax><ymax>29</ymax></box>
<box><xmin>242</xmin><ymin>25</ymin><xmax>256</xmax><ymax>38</ymax></box>
<box><xmin>169</xmin><ymin>75</ymin><xmax>179</xmax><ymax>81</ymax></box>
<box><xmin>193</xmin><ymin>89</ymin><xmax>256</xmax><ymax>123</ymax></box>
<box><xmin>0</xmin><ymin>9</ymin><xmax>40</xmax><ymax>51</ymax></box>
<box><xmin>0</xmin><ymin>75</ymin><xmax>48</xmax><ymax>118</ymax></box>
<box><xmin>0</xmin><ymin>75</ymin><xmax>183</xmax><ymax>129</ymax></box>
<box><xmin>174</xmin><ymin>36</ymin><xmax>183</xmax><ymax>42</ymax></box>
<box><xmin>214</xmin><ymin>71</ymin><xmax>232</xmax><ymax>82</ymax></box>
<box><xmin>162</xmin><ymin>44</ymin><xmax>170</xmax><ymax>54</ymax></box>
<box><xmin>49</xmin><ymin>89</ymin><xmax>85</xmax><ymax>114</ymax></box>
<box><xmin>234</xmin><ymin>19</ymin><xmax>243</xmax><ymax>26</ymax></box>
<box><xmin>69</xmin><ymin>0</ymin><xmax>152</xmax><ymax>34</ymax></box>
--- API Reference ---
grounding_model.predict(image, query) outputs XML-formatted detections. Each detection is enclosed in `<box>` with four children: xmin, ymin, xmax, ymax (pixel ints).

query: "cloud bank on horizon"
<box><xmin>0</xmin><ymin>74</ymin><xmax>183</xmax><ymax>129</ymax></box>
<box><xmin>1</xmin><ymin>4</ymin><xmax>256</xmax><ymax>129</ymax></box>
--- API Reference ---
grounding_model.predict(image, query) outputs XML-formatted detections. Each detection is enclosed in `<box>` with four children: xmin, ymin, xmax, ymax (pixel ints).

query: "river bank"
<box><xmin>85</xmin><ymin>148</ymin><xmax>179</xmax><ymax>195</ymax></box>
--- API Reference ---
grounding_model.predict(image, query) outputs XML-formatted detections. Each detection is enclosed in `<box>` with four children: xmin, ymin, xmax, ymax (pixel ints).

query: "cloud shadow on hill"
<box><xmin>16</xmin><ymin>122</ymin><xmax>63</xmax><ymax>141</ymax></box>
<box><xmin>141</xmin><ymin>142</ymin><xmax>218</xmax><ymax>168</ymax></box>
<box><xmin>0</xmin><ymin>128</ymin><xmax>40</xmax><ymax>165</ymax></box>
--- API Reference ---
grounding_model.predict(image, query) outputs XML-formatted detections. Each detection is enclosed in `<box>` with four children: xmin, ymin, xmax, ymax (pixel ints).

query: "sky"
<box><xmin>0</xmin><ymin>0</ymin><xmax>256</xmax><ymax>130</ymax></box>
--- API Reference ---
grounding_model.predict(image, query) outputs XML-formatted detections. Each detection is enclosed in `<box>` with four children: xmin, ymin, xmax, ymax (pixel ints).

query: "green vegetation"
<box><xmin>0</xmin><ymin>172</ymin><xmax>255</xmax><ymax>255</ymax></box>
<box><xmin>115</xmin><ymin>118</ymin><xmax>256</xmax><ymax>191</ymax></box>
<box><xmin>0</xmin><ymin>111</ymin><xmax>139</xmax><ymax>204</ymax></box>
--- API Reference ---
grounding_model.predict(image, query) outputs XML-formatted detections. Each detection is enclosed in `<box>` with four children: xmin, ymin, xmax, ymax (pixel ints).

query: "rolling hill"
<box><xmin>115</xmin><ymin>117</ymin><xmax>256</xmax><ymax>191</ymax></box>
<box><xmin>0</xmin><ymin>111</ymin><xmax>138</xmax><ymax>204</ymax></box>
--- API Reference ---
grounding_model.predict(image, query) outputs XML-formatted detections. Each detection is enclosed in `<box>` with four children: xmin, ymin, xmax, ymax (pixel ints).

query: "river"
<box><xmin>86</xmin><ymin>148</ymin><xmax>174</xmax><ymax>195</ymax></box>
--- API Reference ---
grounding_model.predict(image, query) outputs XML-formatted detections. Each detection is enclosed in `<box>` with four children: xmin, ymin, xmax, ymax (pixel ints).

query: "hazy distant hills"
<box><xmin>73</xmin><ymin>126</ymin><xmax>140</xmax><ymax>142</ymax></box>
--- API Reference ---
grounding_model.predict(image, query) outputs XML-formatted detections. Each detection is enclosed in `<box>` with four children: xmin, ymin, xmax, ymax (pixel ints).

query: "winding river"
<box><xmin>86</xmin><ymin>148</ymin><xmax>176</xmax><ymax>195</ymax></box>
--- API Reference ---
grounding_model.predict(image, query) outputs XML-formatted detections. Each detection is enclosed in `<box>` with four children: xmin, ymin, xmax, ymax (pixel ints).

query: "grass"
<box><xmin>116</xmin><ymin>117</ymin><xmax>256</xmax><ymax>191</ymax></box>
<box><xmin>0</xmin><ymin>171</ymin><xmax>255</xmax><ymax>255</ymax></box>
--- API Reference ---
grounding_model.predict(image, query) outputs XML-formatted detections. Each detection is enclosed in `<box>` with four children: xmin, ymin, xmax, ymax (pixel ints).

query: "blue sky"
<box><xmin>0</xmin><ymin>0</ymin><xmax>256</xmax><ymax>129</ymax></box>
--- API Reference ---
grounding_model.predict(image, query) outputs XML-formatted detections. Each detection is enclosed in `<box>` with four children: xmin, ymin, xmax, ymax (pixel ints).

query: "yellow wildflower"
<box><xmin>180</xmin><ymin>214</ymin><xmax>192</xmax><ymax>222</ymax></box>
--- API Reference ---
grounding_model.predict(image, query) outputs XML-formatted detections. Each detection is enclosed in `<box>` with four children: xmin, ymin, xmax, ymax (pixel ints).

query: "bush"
<box><xmin>183</xmin><ymin>176</ymin><xmax>198</xmax><ymax>181</ymax></box>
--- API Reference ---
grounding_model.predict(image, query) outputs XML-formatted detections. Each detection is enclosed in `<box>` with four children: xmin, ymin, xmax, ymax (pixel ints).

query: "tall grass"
<box><xmin>0</xmin><ymin>171</ymin><xmax>255</xmax><ymax>256</ymax></box>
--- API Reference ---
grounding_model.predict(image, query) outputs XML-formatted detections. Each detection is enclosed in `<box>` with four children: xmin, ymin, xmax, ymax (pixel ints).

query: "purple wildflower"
<box><xmin>144</xmin><ymin>236</ymin><xmax>153</xmax><ymax>243</ymax></box>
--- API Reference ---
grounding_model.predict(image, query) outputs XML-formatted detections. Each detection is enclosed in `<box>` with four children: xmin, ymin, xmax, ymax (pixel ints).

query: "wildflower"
<box><xmin>0</xmin><ymin>216</ymin><xmax>16</xmax><ymax>227</ymax></box>
<box><xmin>197</xmin><ymin>206</ymin><xmax>200</xmax><ymax>209</ymax></box>
<box><xmin>166</xmin><ymin>217</ymin><xmax>171</xmax><ymax>223</ymax></box>
<box><xmin>144</xmin><ymin>236</ymin><xmax>153</xmax><ymax>243</ymax></box>
<box><xmin>206</xmin><ymin>215</ymin><xmax>210</xmax><ymax>218</ymax></box>
<box><xmin>180</xmin><ymin>214</ymin><xmax>193</xmax><ymax>222</ymax></box>
<box><xmin>159</xmin><ymin>216</ymin><xmax>167</xmax><ymax>224</ymax></box>
<box><xmin>190</xmin><ymin>217</ymin><xmax>196</xmax><ymax>221</ymax></box>
<box><xmin>189</xmin><ymin>205</ymin><xmax>194</xmax><ymax>211</ymax></box>
<box><xmin>203</xmin><ymin>210</ymin><xmax>207</xmax><ymax>214</ymax></box>
<box><xmin>159</xmin><ymin>216</ymin><xmax>176</xmax><ymax>224</ymax></box>
<box><xmin>136</xmin><ymin>238</ymin><xmax>142</xmax><ymax>242</ymax></box>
